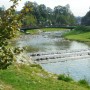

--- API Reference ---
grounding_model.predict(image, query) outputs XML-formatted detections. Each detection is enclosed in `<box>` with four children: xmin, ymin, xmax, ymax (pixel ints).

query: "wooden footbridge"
<box><xmin>29</xmin><ymin>49</ymin><xmax>90</xmax><ymax>64</ymax></box>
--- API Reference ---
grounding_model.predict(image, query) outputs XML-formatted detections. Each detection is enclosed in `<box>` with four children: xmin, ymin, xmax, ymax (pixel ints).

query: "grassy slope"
<box><xmin>0</xmin><ymin>80</ymin><xmax>14</xmax><ymax>90</ymax></box>
<box><xmin>25</xmin><ymin>27</ymin><xmax>90</xmax><ymax>42</ymax></box>
<box><xmin>64</xmin><ymin>30</ymin><xmax>90</xmax><ymax>42</ymax></box>
<box><xmin>0</xmin><ymin>64</ymin><xmax>89</xmax><ymax>90</ymax></box>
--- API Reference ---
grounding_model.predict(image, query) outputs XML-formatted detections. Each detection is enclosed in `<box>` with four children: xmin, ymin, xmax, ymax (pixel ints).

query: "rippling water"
<box><xmin>15</xmin><ymin>31</ymin><xmax>90</xmax><ymax>82</ymax></box>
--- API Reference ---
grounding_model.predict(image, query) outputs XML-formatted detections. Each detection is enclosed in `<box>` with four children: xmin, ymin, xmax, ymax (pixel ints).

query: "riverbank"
<box><xmin>1</xmin><ymin>28</ymin><xmax>90</xmax><ymax>90</ymax></box>
<box><xmin>26</xmin><ymin>28</ymin><xmax>68</xmax><ymax>34</ymax></box>
<box><xmin>64</xmin><ymin>26</ymin><xmax>90</xmax><ymax>42</ymax></box>
<box><xmin>0</xmin><ymin>64</ymin><xmax>89</xmax><ymax>90</ymax></box>
<box><xmin>64</xmin><ymin>30</ymin><xmax>90</xmax><ymax>42</ymax></box>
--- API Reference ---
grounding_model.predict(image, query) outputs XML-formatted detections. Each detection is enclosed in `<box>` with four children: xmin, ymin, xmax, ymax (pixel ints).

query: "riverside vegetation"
<box><xmin>26</xmin><ymin>28</ymin><xmax>68</xmax><ymax>34</ymax></box>
<box><xmin>0</xmin><ymin>64</ymin><xmax>90</xmax><ymax>90</ymax></box>
<box><xmin>0</xmin><ymin>27</ymin><xmax>90</xmax><ymax>90</ymax></box>
<box><xmin>64</xmin><ymin>26</ymin><xmax>90</xmax><ymax>42</ymax></box>
<box><xmin>1</xmin><ymin>25</ymin><xmax>90</xmax><ymax>89</ymax></box>
<box><xmin>0</xmin><ymin>0</ymin><xmax>90</xmax><ymax>90</ymax></box>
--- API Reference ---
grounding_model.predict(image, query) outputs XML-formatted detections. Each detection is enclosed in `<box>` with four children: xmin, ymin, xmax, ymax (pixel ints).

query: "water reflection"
<box><xmin>69</xmin><ymin>41</ymin><xmax>89</xmax><ymax>50</ymax></box>
<box><xmin>55</xmin><ymin>40</ymin><xmax>71</xmax><ymax>50</ymax></box>
<box><xmin>15</xmin><ymin>31</ymin><xmax>90</xmax><ymax>52</ymax></box>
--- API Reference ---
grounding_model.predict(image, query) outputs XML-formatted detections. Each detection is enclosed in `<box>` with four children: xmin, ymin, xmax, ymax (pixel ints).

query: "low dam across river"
<box><xmin>29</xmin><ymin>49</ymin><xmax>90</xmax><ymax>64</ymax></box>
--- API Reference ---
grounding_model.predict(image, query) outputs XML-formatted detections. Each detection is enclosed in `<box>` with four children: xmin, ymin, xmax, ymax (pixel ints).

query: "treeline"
<box><xmin>0</xmin><ymin>1</ymin><xmax>76</xmax><ymax>28</ymax></box>
<box><xmin>75</xmin><ymin>26</ymin><xmax>90</xmax><ymax>32</ymax></box>
<box><xmin>21</xmin><ymin>1</ymin><xmax>76</xmax><ymax>28</ymax></box>
<box><xmin>76</xmin><ymin>10</ymin><xmax>90</xmax><ymax>32</ymax></box>
<box><xmin>81</xmin><ymin>10</ymin><xmax>90</xmax><ymax>25</ymax></box>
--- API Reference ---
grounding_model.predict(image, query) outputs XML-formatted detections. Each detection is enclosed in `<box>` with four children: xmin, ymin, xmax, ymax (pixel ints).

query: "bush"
<box><xmin>75</xmin><ymin>25</ymin><xmax>90</xmax><ymax>32</ymax></box>
<box><xmin>30</xmin><ymin>64</ymin><xmax>42</xmax><ymax>69</ymax></box>
<box><xmin>78</xmin><ymin>79</ymin><xmax>89</xmax><ymax>87</ymax></box>
<box><xmin>0</xmin><ymin>0</ymin><xmax>31</xmax><ymax>69</ymax></box>
<box><xmin>58</xmin><ymin>74</ymin><xmax>73</xmax><ymax>82</ymax></box>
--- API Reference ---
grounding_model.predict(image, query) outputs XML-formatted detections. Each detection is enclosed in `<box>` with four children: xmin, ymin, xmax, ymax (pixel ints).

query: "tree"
<box><xmin>21</xmin><ymin>1</ymin><xmax>37</xmax><ymax>28</ymax></box>
<box><xmin>23</xmin><ymin>14</ymin><xmax>37</xmax><ymax>28</ymax></box>
<box><xmin>32</xmin><ymin>2</ymin><xmax>41</xmax><ymax>24</ymax></box>
<box><xmin>81</xmin><ymin>10</ymin><xmax>90</xmax><ymax>25</ymax></box>
<box><xmin>0</xmin><ymin>0</ymin><xmax>31</xmax><ymax>69</ymax></box>
<box><xmin>0</xmin><ymin>6</ymin><xmax>5</xmax><ymax>17</ymax></box>
<box><xmin>22</xmin><ymin>1</ymin><xmax>76</xmax><ymax>27</ymax></box>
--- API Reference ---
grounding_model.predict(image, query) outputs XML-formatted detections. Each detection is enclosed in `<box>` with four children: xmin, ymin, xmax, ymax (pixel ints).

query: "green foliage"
<box><xmin>65</xmin><ymin>32</ymin><xmax>90</xmax><ymax>42</ymax></box>
<box><xmin>53</xmin><ymin>5</ymin><xmax>76</xmax><ymax>26</ymax></box>
<box><xmin>64</xmin><ymin>26</ymin><xmax>90</xmax><ymax>42</ymax></box>
<box><xmin>75</xmin><ymin>26</ymin><xmax>90</xmax><ymax>32</ymax></box>
<box><xmin>78</xmin><ymin>79</ymin><xmax>89</xmax><ymax>87</ymax></box>
<box><xmin>26</xmin><ymin>28</ymin><xmax>68</xmax><ymax>35</ymax></box>
<box><xmin>30</xmin><ymin>64</ymin><xmax>43</xmax><ymax>69</ymax></box>
<box><xmin>58</xmin><ymin>74</ymin><xmax>73</xmax><ymax>82</ymax></box>
<box><xmin>0</xmin><ymin>0</ymin><xmax>31</xmax><ymax>69</ymax></box>
<box><xmin>0</xmin><ymin>47</ymin><xmax>14</xmax><ymax>69</ymax></box>
<box><xmin>81</xmin><ymin>10</ymin><xmax>90</xmax><ymax>25</ymax></box>
<box><xmin>21</xmin><ymin>2</ymin><xmax>76</xmax><ymax>28</ymax></box>
<box><xmin>26</xmin><ymin>29</ymin><xmax>39</xmax><ymax>34</ymax></box>
<box><xmin>41</xmin><ymin>28</ymin><xmax>68</xmax><ymax>32</ymax></box>
<box><xmin>0</xmin><ymin>6</ymin><xmax>5</xmax><ymax>17</ymax></box>
<box><xmin>0</xmin><ymin>46</ymin><xmax>24</xmax><ymax>69</ymax></box>
<box><xmin>24</xmin><ymin>15</ymin><xmax>36</xmax><ymax>26</ymax></box>
<box><xmin>0</xmin><ymin>0</ymin><xmax>19</xmax><ymax>69</ymax></box>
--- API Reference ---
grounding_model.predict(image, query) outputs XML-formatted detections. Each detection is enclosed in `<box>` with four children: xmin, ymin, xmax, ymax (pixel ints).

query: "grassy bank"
<box><xmin>26</xmin><ymin>29</ymin><xmax>40</xmax><ymax>35</ymax></box>
<box><xmin>65</xmin><ymin>31</ymin><xmax>90</xmax><ymax>42</ymax></box>
<box><xmin>41</xmin><ymin>28</ymin><xmax>68</xmax><ymax>32</ymax></box>
<box><xmin>0</xmin><ymin>64</ymin><xmax>89</xmax><ymax>90</ymax></box>
<box><xmin>26</xmin><ymin>28</ymin><xmax>68</xmax><ymax>34</ymax></box>
<box><xmin>64</xmin><ymin>26</ymin><xmax>90</xmax><ymax>42</ymax></box>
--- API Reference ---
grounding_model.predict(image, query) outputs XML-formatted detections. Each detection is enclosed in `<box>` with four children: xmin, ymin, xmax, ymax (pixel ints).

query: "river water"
<box><xmin>15</xmin><ymin>30</ymin><xmax>90</xmax><ymax>82</ymax></box>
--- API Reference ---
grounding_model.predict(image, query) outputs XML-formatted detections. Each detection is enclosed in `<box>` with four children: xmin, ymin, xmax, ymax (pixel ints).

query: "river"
<box><xmin>15</xmin><ymin>30</ymin><xmax>90</xmax><ymax>82</ymax></box>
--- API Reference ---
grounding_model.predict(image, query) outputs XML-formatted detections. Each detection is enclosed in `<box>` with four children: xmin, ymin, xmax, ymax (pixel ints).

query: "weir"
<box><xmin>29</xmin><ymin>49</ymin><xmax>90</xmax><ymax>63</ymax></box>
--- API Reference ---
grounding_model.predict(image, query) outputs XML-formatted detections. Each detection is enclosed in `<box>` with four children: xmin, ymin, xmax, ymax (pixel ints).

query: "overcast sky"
<box><xmin>0</xmin><ymin>0</ymin><xmax>90</xmax><ymax>17</ymax></box>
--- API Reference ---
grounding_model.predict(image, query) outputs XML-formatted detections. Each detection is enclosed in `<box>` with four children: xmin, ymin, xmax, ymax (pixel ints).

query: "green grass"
<box><xmin>0</xmin><ymin>64</ymin><xmax>89</xmax><ymax>90</ymax></box>
<box><xmin>64</xmin><ymin>26</ymin><xmax>90</xmax><ymax>42</ymax></box>
<box><xmin>0</xmin><ymin>80</ymin><xmax>14</xmax><ymax>90</ymax></box>
<box><xmin>26</xmin><ymin>29</ymin><xmax>39</xmax><ymax>35</ymax></box>
<box><xmin>58</xmin><ymin>74</ymin><xmax>73</xmax><ymax>82</ymax></box>
<box><xmin>41</xmin><ymin>28</ymin><xmax>68</xmax><ymax>32</ymax></box>
<box><xmin>78</xmin><ymin>79</ymin><xmax>89</xmax><ymax>88</ymax></box>
<box><xmin>26</xmin><ymin>28</ymin><xmax>68</xmax><ymax>35</ymax></box>
<box><xmin>64</xmin><ymin>30</ymin><xmax>90</xmax><ymax>42</ymax></box>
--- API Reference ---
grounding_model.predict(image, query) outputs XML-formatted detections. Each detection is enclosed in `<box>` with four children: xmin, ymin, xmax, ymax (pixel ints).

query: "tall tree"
<box><xmin>22</xmin><ymin>1</ymin><xmax>76</xmax><ymax>27</ymax></box>
<box><xmin>81</xmin><ymin>10</ymin><xmax>90</xmax><ymax>25</ymax></box>
<box><xmin>0</xmin><ymin>0</ymin><xmax>31</xmax><ymax>69</ymax></box>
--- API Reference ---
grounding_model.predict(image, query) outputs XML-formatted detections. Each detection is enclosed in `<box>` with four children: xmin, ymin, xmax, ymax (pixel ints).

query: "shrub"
<box><xmin>0</xmin><ymin>0</ymin><xmax>31</xmax><ymax>69</ymax></box>
<box><xmin>75</xmin><ymin>25</ymin><xmax>90</xmax><ymax>32</ymax></box>
<box><xmin>30</xmin><ymin>64</ymin><xmax>42</xmax><ymax>69</ymax></box>
<box><xmin>78</xmin><ymin>79</ymin><xmax>89</xmax><ymax>87</ymax></box>
<box><xmin>58</xmin><ymin>74</ymin><xmax>73</xmax><ymax>82</ymax></box>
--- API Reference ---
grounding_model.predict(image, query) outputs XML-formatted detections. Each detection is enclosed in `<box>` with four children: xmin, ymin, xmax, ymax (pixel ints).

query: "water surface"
<box><xmin>15</xmin><ymin>30</ymin><xmax>90</xmax><ymax>82</ymax></box>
